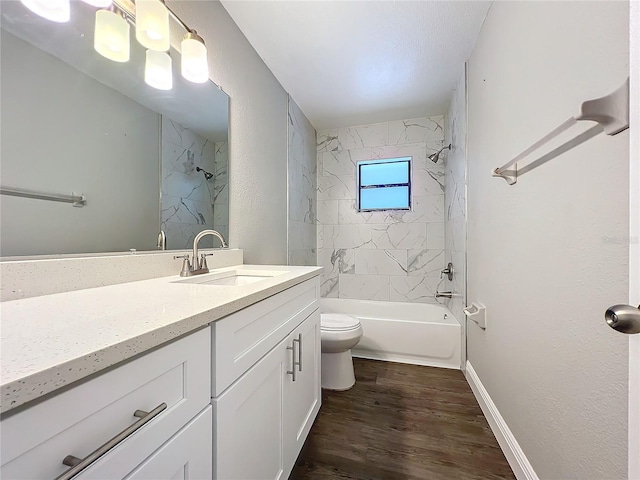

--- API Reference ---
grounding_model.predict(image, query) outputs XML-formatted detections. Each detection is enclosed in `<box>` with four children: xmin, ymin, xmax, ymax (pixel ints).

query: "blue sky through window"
<box><xmin>360</xmin><ymin>186</ymin><xmax>409</xmax><ymax>210</ymax></box>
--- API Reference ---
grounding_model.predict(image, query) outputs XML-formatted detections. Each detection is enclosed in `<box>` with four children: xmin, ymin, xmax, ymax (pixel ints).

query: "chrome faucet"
<box><xmin>192</xmin><ymin>229</ymin><xmax>227</xmax><ymax>274</ymax></box>
<box><xmin>173</xmin><ymin>229</ymin><xmax>227</xmax><ymax>277</ymax></box>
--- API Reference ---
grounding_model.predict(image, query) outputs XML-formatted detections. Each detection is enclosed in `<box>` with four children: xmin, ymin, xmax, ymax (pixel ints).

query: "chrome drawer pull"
<box><xmin>286</xmin><ymin>343</ymin><xmax>296</xmax><ymax>382</ymax></box>
<box><xmin>295</xmin><ymin>333</ymin><xmax>302</xmax><ymax>373</ymax></box>
<box><xmin>54</xmin><ymin>402</ymin><xmax>167</xmax><ymax>480</ymax></box>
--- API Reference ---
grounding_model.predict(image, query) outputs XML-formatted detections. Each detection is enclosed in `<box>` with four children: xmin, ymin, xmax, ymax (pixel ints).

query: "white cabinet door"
<box><xmin>283</xmin><ymin>310</ymin><xmax>321</xmax><ymax>474</ymax></box>
<box><xmin>123</xmin><ymin>407</ymin><xmax>212</xmax><ymax>480</ymax></box>
<box><xmin>213</xmin><ymin>338</ymin><xmax>289</xmax><ymax>480</ymax></box>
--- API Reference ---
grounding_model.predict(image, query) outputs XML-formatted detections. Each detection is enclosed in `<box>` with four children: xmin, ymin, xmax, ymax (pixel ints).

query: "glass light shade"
<box><xmin>135</xmin><ymin>0</ymin><xmax>170</xmax><ymax>51</ymax></box>
<box><xmin>181</xmin><ymin>32</ymin><xmax>208</xmax><ymax>83</ymax></box>
<box><xmin>145</xmin><ymin>50</ymin><xmax>172</xmax><ymax>90</ymax></box>
<box><xmin>94</xmin><ymin>10</ymin><xmax>130</xmax><ymax>62</ymax></box>
<box><xmin>20</xmin><ymin>0</ymin><xmax>70</xmax><ymax>23</ymax></box>
<box><xmin>81</xmin><ymin>0</ymin><xmax>112</xmax><ymax>7</ymax></box>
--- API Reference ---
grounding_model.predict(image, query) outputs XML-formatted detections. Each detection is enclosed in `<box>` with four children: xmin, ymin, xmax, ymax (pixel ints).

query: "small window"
<box><xmin>357</xmin><ymin>157</ymin><xmax>411</xmax><ymax>211</ymax></box>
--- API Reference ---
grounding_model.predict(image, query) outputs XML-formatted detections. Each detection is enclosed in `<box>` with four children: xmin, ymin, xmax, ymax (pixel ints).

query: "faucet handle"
<box><xmin>200</xmin><ymin>253</ymin><xmax>214</xmax><ymax>270</ymax></box>
<box><xmin>173</xmin><ymin>255</ymin><xmax>192</xmax><ymax>277</ymax></box>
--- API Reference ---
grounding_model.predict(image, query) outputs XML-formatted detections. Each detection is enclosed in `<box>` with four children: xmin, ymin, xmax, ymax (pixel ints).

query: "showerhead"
<box><xmin>196</xmin><ymin>166</ymin><xmax>214</xmax><ymax>180</ymax></box>
<box><xmin>428</xmin><ymin>144</ymin><xmax>452</xmax><ymax>163</ymax></box>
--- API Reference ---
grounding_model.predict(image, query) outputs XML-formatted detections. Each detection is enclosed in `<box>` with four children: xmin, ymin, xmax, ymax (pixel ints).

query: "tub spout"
<box><xmin>435</xmin><ymin>291</ymin><xmax>453</xmax><ymax>299</ymax></box>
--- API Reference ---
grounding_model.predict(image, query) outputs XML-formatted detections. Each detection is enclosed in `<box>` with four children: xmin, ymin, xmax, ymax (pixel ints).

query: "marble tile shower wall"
<box><xmin>161</xmin><ymin>118</ymin><xmax>228</xmax><ymax>249</ymax></box>
<box><xmin>287</xmin><ymin>97</ymin><xmax>317</xmax><ymax>266</ymax></box>
<box><xmin>316</xmin><ymin>116</ymin><xmax>446</xmax><ymax>303</ymax></box>
<box><xmin>212</xmin><ymin>141</ymin><xmax>229</xmax><ymax>242</ymax></box>
<box><xmin>444</xmin><ymin>69</ymin><xmax>467</xmax><ymax>323</ymax></box>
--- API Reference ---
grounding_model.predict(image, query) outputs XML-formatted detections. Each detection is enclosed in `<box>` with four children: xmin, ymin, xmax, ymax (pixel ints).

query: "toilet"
<box><xmin>320</xmin><ymin>313</ymin><xmax>363</xmax><ymax>390</ymax></box>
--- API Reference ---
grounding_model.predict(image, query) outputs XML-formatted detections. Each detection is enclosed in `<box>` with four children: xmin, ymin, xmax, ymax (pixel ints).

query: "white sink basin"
<box><xmin>172</xmin><ymin>269</ymin><xmax>286</xmax><ymax>287</ymax></box>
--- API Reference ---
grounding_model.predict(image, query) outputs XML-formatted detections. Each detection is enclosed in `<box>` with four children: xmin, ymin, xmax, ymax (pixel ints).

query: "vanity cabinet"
<box><xmin>212</xmin><ymin>278</ymin><xmax>321</xmax><ymax>479</ymax></box>
<box><xmin>1</xmin><ymin>274</ymin><xmax>322</xmax><ymax>480</ymax></box>
<box><xmin>0</xmin><ymin>328</ymin><xmax>212</xmax><ymax>480</ymax></box>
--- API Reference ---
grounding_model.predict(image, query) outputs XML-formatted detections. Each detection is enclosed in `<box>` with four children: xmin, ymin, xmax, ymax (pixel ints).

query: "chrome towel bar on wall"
<box><xmin>0</xmin><ymin>186</ymin><xmax>86</xmax><ymax>207</ymax></box>
<box><xmin>492</xmin><ymin>77</ymin><xmax>629</xmax><ymax>185</ymax></box>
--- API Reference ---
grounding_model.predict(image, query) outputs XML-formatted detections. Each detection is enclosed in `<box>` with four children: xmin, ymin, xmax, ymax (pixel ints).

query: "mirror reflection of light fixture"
<box><xmin>181</xmin><ymin>31</ymin><xmax>208</xmax><ymax>83</ymax></box>
<box><xmin>18</xmin><ymin>0</ymin><xmax>211</xmax><ymax>91</ymax></box>
<box><xmin>94</xmin><ymin>9</ymin><xmax>130</xmax><ymax>62</ymax></box>
<box><xmin>145</xmin><ymin>49</ymin><xmax>172</xmax><ymax>90</ymax></box>
<box><xmin>135</xmin><ymin>0</ymin><xmax>170</xmax><ymax>52</ymax></box>
<box><xmin>81</xmin><ymin>0</ymin><xmax>113</xmax><ymax>7</ymax></box>
<box><xmin>19</xmin><ymin>0</ymin><xmax>70</xmax><ymax>23</ymax></box>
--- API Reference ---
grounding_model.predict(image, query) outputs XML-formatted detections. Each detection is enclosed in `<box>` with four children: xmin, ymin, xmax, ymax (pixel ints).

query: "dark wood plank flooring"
<box><xmin>290</xmin><ymin>358</ymin><xmax>515</xmax><ymax>480</ymax></box>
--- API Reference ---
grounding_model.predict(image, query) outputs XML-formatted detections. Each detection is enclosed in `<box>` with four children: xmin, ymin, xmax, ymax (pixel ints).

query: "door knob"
<box><xmin>605</xmin><ymin>304</ymin><xmax>640</xmax><ymax>334</ymax></box>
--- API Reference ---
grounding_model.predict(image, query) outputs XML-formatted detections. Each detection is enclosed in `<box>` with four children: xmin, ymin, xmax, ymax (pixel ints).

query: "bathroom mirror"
<box><xmin>0</xmin><ymin>0</ymin><xmax>229</xmax><ymax>257</ymax></box>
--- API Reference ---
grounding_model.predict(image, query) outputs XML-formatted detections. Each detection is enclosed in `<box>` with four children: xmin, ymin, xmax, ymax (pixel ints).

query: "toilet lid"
<box><xmin>321</xmin><ymin>313</ymin><xmax>361</xmax><ymax>331</ymax></box>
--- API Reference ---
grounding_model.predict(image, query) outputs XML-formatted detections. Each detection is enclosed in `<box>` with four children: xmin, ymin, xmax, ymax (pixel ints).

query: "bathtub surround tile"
<box><xmin>413</xmin><ymin>168</ymin><xmax>446</xmax><ymax>195</ymax></box>
<box><xmin>354</xmin><ymin>249</ymin><xmax>407</xmax><ymax>276</ymax></box>
<box><xmin>316</xmin><ymin>115</ymin><xmax>445</xmax><ymax>301</ymax></box>
<box><xmin>371</xmin><ymin>223</ymin><xmax>427</xmax><ymax>250</ymax></box>
<box><xmin>317</xmin><ymin>173</ymin><xmax>356</xmax><ymax>201</ymax></box>
<box><xmin>288</xmin><ymin>97</ymin><xmax>317</xmax><ymax>266</ymax></box>
<box><xmin>339</xmin><ymin>274</ymin><xmax>390</xmax><ymax>301</ymax></box>
<box><xmin>388</xmin><ymin>116</ymin><xmax>445</xmax><ymax>145</ymax></box>
<box><xmin>317</xmin><ymin>200</ymin><xmax>339</xmax><ymax>225</ymax></box>
<box><xmin>444</xmin><ymin>68</ymin><xmax>467</xmax><ymax>325</ymax></box>
<box><xmin>427</xmin><ymin>223</ymin><xmax>445</xmax><ymax>250</ymax></box>
<box><xmin>317</xmin><ymin>129</ymin><xmax>340</xmax><ymax>152</ymax></box>
<box><xmin>338</xmin><ymin>123</ymin><xmax>388</xmax><ymax>150</ymax></box>
<box><xmin>321</xmin><ymin>148</ymin><xmax>371</xmax><ymax>177</ymax></box>
<box><xmin>318</xmin><ymin>248</ymin><xmax>356</xmax><ymax>276</ymax></box>
<box><xmin>389</xmin><ymin>276</ymin><xmax>440</xmax><ymax>304</ymax></box>
<box><xmin>323</xmin><ymin>225</ymin><xmax>372</xmax><ymax>250</ymax></box>
<box><xmin>321</xmin><ymin>273</ymin><xmax>339</xmax><ymax>298</ymax></box>
<box><xmin>407</xmin><ymin>249</ymin><xmax>445</xmax><ymax>277</ymax></box>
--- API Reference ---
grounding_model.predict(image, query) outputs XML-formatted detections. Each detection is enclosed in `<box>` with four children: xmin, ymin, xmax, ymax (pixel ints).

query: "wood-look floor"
<box><xmin>290</xmin><ymin>358</ymin><xmax>515</xmax><ymax>480</ymax></box>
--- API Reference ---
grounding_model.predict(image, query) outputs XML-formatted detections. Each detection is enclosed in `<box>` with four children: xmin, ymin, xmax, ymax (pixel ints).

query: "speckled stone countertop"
<box><xmin>0</xmin><ymin>265</ymin><xmax>322</xmax><ymax>414</ymax></box>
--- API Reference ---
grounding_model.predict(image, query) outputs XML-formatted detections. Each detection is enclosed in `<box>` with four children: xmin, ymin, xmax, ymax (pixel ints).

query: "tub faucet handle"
<box><xmin>440</xmin><ymin>262</ymin><xmax>454</xmax><ymax>281</ymax></box>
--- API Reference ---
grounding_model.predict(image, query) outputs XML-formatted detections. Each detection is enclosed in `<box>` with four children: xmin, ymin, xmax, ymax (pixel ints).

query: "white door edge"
<box><xmin>629</xmin><ymin>2</ymin><xmax>639</xmax><ymax>479</ymax></box>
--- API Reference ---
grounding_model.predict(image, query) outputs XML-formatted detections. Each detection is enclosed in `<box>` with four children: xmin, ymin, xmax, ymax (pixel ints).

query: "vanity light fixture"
<box><xmin>181</xmin><ymin>30</ymin><xmax>208</xmax><ymax>83</ymax></box>
<box><xmin>19</xmin><ymin>0</ymin><xmax>70</xmax><ymax>23</ymax></box>
<box><xmin>145</xmin><ymin>49</ymin><xmax>173</xmax><ymax>90</ymax></box>
<box><xmin>135</xmin><ymin>0</ymin><xmax>170</xmax><ymax>52</ymax></box>
<box><xmin>94</xmin><ymin>9</ymin><xmax>130</xmax><ymax>62</ymax></box>
<box><xmin>81</xmin><ymin>0</ymin><xmax>113</xmax><ymax>8</ymax></box>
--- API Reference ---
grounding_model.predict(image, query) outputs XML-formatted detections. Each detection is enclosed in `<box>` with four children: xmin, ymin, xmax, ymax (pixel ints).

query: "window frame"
<box><xmin>356</xmin><ymin>157</ymin><xmax>412</xmax><ymax>212</ymax></box>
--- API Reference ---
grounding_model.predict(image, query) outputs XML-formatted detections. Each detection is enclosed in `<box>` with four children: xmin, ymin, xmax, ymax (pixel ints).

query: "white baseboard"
<box><xmin>465</xmin><ymin>361</ymin><xmax>539</xmax><ymax>480</ymax></box>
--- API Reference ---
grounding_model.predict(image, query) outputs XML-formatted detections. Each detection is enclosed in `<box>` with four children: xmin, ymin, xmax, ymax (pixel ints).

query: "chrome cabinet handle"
<box><xmin>287</xmin><ymin>343</ymin><xmax>296</xmax><ymax>382</ymax></box>
<box><xmin>296</xmin><ymin>333</ymin><xmax>302</xmax><ymax>372</ymax></box>
<box><xmin>54</xmin><ymin>403</ymin><xmax>167</xmax><ymax>480</ymax></box>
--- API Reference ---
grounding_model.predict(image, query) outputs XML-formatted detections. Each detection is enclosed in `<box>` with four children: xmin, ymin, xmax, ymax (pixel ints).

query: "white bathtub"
<box><xmin>321</xmin><ymin>298</ymin><xmax>461</xmax><ymax>370</ymax></box>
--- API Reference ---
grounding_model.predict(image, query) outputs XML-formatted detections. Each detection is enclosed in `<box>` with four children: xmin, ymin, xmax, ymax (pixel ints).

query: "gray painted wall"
<box><xmin>168</xmin><ymin>1</ymin><xmax>290</xmax><ymax>265</ymax></box>
<box><xmin>0</xmin><ymin>30</ymin><xmax>160</xmax><ymax>256</ymax></box>
<box><xmin>466</xmin><ymin>2</ymin><xmax>629</xmax><ymax>478</ymax></box>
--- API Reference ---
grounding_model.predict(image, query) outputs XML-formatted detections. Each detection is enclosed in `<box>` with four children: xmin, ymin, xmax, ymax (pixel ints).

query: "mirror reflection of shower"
<box><xmin>196</xmin><ymin>166</ymin><xmax>214</xmax><ymax>180</ymax></box>
<box><xmin>428</xmin><ymin>144</ymin><xmax>452</xmax><ymax>163</ymax></box>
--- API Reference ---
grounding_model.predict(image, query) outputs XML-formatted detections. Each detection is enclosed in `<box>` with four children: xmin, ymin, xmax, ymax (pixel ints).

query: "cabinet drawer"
<box><xmin>1</xmin><ymin>327</ymin><xmax>211</xmax><ymax>479</ymax></box>
<box><xmin>212</xmin><ymin>277</ymin><xmax>319</xmax><ymax>396</ymax></box>
<box><xmin>121</xmin><ymin>406</ymin><xmax>212</xmax><ymax>480</ymax></box>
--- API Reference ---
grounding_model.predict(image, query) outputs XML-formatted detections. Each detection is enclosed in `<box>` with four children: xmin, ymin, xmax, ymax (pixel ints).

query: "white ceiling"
<box><xmin>221</xmin><ymin>0</ymin><xmax>491</xmax><ymax>130</ymax></box>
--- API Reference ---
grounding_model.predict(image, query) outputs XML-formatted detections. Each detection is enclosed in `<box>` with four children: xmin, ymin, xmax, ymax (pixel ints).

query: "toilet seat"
<box><xmin>321</xmin><ymin>313</ymin><xmax>361</xmax><ymax>332</ymax></box>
